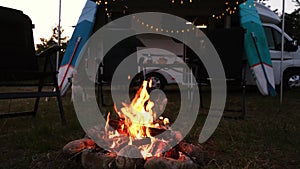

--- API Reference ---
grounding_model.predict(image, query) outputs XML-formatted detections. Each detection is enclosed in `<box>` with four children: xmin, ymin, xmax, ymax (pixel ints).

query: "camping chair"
<box><xmin>198</xmin><ymin>27</ymin><xmax>246</xmax><ymax>119</ymax></box>
<box><xmin>0</xmin><ymin>6</ymin><xmax>65</xmax><ymax>123</ymax></box>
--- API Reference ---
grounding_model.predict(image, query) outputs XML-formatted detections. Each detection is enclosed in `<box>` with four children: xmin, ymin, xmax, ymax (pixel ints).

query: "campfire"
<box><xmin>63</xmin><ymin>80</ymin><xmax>206</xmax><ymax>169</ymax></box>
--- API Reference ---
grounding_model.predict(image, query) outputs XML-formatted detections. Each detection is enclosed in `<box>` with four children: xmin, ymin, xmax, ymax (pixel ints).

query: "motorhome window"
<box><xmin>273</xmin><ymin>28</ymin><xmax>287</xmax><ymax>50</ymax></box>
<box><xmin>263</xmin><ymin>26</ymin><xmax>287</xmax><ymax>51</ymax></box>
<box><xmin>264</xmin><ymin>27</ymin><xmax>275</xmax><ymax>50</ymax></box>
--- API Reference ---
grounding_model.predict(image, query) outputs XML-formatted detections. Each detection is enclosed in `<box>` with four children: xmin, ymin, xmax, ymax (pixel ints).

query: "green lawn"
<box><xmin>0</xmin><ymin>86</ymin><xmax>299</xmax><ymax>168</ymax></box>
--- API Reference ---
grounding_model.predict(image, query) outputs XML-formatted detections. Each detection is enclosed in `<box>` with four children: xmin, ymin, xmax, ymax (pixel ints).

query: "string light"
<box><xmin>133</xmin><ymin>16</ymin><xmax>197</xmax><ymax>34</ymax></box>
<box><xmin>96</xmin><ymin>0</ymin><xmax>101</xmax><ymax>5</ymax></box>
<box><xmin>212</xmin><ymin>1</ymin><xmax>240</xmax><ymax>20</ymax></box>
<box><xmin>96</xmin><ymin>0</ymin><xmax>111</xmax><ymax>18</ymax></box>
<box><xmin>171</xmin><ymin>0</ymin><xmax>193</xmax><ymax>4</ymax></box>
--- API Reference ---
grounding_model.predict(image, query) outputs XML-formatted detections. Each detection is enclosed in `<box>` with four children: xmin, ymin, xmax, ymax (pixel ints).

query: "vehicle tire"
<box><xmin>283</xmin><ymin>70</ymin><xmax>300</xmax><ymax>90</ymax></box>
<box><xmin>146</xmin><ymin>73</ymin><xmax>166</xmax><ymax>90</ymax></box>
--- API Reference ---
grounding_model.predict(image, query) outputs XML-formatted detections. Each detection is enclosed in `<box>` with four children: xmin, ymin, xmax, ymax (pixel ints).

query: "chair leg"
<box><xmin>56</xmin><ymin>90</ymin><xmax>66</xmax><ymax>124</ymax></box>
<box><xmin>53</xmin><ymin>75</ymin><xmax>66</xmax><ymax>124</ymax></box>
<box><xmin>33</xmin><ymin>73</ymin><xmax>45</xmax><ymax>116</ymax></box>
<box><xmin>33</xmin><ymin>93</ymin><xmax>41</xmax><ymax>116</ymax></box>
<box><xmin>240</xmin><ymin>81</ymin><xmax>246</xmax><ymax>119</ymax></box>
<box><xmin>240</xmin><ymin>63</ymin><xmax>247</xmax><ymax>119</ymax></box>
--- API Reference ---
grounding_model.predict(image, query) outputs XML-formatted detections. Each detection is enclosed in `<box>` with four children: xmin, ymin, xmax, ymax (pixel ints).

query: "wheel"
<box><xmin>146</xmin><ymin>73</ymin><xmax>166</xmax><ymax>90</ymax></box>
<box><xmin>284</xmin><ymin>70</ymin><xmax>300</xmax><ymax>89</ymax></box>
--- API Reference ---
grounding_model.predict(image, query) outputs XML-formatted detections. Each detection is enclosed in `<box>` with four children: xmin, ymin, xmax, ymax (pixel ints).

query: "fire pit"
<box><xmin>63</xmin><ymin>81</ymin><xmax>207</xmax><ymax>169</ymax></box>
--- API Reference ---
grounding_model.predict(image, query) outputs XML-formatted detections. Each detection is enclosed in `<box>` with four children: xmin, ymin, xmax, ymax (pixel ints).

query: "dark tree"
<box><xmin>36</xmin><ymin>26</ymin><xmax>69</xmax><ymax>64</ymax></box>
<box><xmin>283</xmin><ymin>0</ymin><xmax>300</xmax><ymax>42</ymax></box>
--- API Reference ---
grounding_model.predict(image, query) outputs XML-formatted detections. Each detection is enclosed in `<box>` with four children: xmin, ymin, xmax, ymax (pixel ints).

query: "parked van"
<box><xmin>253</xmin><ymin>2</ymin><xmax>300</xmax><ymax>89</ymax></box>
<box><xmin>136</xmin><ymin>2</ymin><xmax>300</xmax><ymax>90</ymax></box>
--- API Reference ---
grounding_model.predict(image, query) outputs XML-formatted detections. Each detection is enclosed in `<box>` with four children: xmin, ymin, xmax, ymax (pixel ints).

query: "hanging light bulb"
<box><xmin>96</xmin><ymin>0</ymin><xmax>101</xmax><ymax>5</ymax></box>
<box><xmin>171</xmin><ymin>0</ymin><xmax>193</xmax><ymax>4</ymax></box>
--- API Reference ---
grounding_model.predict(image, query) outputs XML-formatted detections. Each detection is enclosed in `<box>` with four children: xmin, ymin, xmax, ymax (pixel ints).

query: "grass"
<box><xmin>0</xmin><ymin>85</ymin><xmax>299</xmax><ymax>168</ymax></box>
<box><xmin>199</xmin><ymin>87</ymin><xmax>300</xmax><ymax>168</ymax></box>
<box><xmin>0</xmin><ymin>89</ymin><xmax>84</xmax><ymax>169</ymax></box>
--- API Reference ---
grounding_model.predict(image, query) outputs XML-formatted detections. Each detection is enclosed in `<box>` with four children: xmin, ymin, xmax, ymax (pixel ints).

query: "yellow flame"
<box><xmin>105</xmin><ymin>80</ymin><xmax>169</xmax><ymax>158</ymax></box>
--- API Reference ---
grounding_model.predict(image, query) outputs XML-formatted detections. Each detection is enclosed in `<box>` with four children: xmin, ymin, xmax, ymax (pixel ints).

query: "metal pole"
<box><xmin>280</xmin><ymin>0</ymin><xmax>285</xmax><ymax>104</ymax></box>
<box><xmin>56</xmin><ymin>0</ymin><xmax>62</xmax><ymax>71</ymax></box>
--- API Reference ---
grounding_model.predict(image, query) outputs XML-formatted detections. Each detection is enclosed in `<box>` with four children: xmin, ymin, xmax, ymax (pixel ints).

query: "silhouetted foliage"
<box><xmin>36</xmin><ymin>26</ymin><xmax>69</xmax><ymax>65</ymax></box>
<box><xmin>282</xmin><ymin>0</ymin><xmax>300</xmax><ymax>42</ymax></box>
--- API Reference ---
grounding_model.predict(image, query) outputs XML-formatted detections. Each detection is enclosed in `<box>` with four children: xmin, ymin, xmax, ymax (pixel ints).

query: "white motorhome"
<box><xmin>136</xmin><ymin>2</ymin><xmax>300</xmax><ymax>90</ymax></box>
<box><xmin>254</xmin><ymin>2</ymin><xmax>300</xmax><ymax>89</ymax></box>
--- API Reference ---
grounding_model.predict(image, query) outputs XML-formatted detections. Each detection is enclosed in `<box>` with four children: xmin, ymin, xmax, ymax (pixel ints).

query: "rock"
<box><xmin>81</xmin><ymin>150</ymin><xmax>117</xmax><ymax>169</ymax></box>
<box><xmin>177</xmin><ymin>141</ymin><xmax>207</xmax><ymax>165</ymax></box>
<box><xmin>116</xmin><ymin>145</ymin><xmax>144</xmax><ymax>169</ymax></box>
<box><xmin>63</xmin><ymin>138</ymin><xmax>96</xmax><ymax>155</ymax></box>
<box><xmin>144</xmin><ymin>157</ymin><xmax>199</xmax><ymax>169</ymax></box>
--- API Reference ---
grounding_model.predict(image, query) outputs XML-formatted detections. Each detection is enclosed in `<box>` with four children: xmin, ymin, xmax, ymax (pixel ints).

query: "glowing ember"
<box><xmin>105</xmin><ymin>80</ymin><xmax>170</xmax><ymax>158</ymax></box>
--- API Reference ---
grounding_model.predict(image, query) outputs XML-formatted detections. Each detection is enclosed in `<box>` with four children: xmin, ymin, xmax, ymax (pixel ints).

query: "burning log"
<box><xmin>63</xmin><ymin>138</ymin><xmax>96</xmax><ymax>155</ymax></box>
<box><xmin>108</xmin><ymin>119</ymin><xmax>168</xmax><ymax>137</ymax></box>
<box><xmin>144</xmin><ymin>157</ymin><xmax>199</xmax><ymax>169</ymax></box>
<box><xmin>164</xmin><ymin>148</ymin><xmax>180</xmax><ymax>159</ymax></box>
<box><xmin>132</xmin><ymin>137</ymin><xmax>151</xmax><ymax>147</ymax></box>
<box><xmin>149</xmin><ymin>140</ymin><xmax>171</xmax><ymax>157</ymax></box>
<box><xmin>109</xmin><ymin>119</ymin><xmax>127</xmax><ymax>134</ymax></box>
<box><xmin>149</xmin><ymin>127</ymin><xmax>168</xmax><ymax>137</ymax></box>
<box><xmin>108</xmin><ymin>119</ymin><xmax>123</xmax><ymax>130</ymax></box>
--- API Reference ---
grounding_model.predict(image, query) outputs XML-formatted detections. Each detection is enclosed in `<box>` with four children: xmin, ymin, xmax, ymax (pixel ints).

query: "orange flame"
<box><xmin>105</xmin><ymin>80</ymin><xmax>169</xmax><ymax>158</ymax></box>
